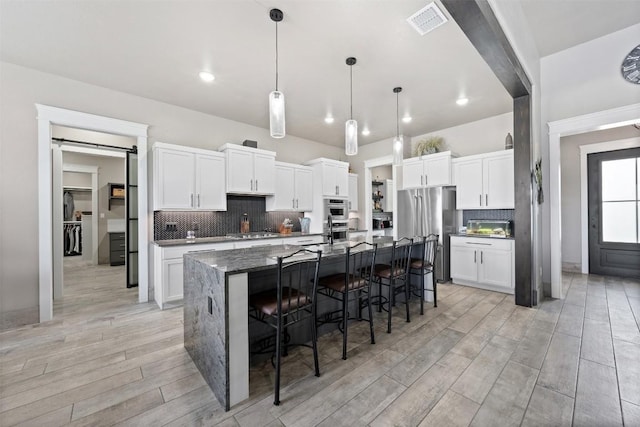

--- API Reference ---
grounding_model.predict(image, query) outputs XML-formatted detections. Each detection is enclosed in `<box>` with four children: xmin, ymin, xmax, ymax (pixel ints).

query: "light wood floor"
<box><xmin>1</xmin><ymin>260</ymin><xmax>639</xmax><ymax>426</ymax></box>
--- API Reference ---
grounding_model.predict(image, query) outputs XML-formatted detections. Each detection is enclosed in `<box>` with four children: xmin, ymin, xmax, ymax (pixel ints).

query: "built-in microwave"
<box><xmin>324</xmin><ymin>199</ymin><xmax>348</xmax><ymax>220</ymax></box>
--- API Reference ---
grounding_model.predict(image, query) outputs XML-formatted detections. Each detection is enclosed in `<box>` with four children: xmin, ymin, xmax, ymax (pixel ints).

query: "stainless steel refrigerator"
<box><xmin>397</xmin><ymin>186</ymin><xmax>457</xmax><ymax>282</ymax></box>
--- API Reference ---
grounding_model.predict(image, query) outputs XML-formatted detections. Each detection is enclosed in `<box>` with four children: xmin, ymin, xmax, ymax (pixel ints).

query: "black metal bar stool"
<box><xmin>248</xmin><ymin>248</ymin><xmax>322</xmax><ymax>406</ymax></box>
<box><xmin>372</xmin><ymin>237</ymin><xmax>413</xmax><ymax>333</ymax></box>
<box><xmin>409</xmin><ymin>234</ymin><xmax>439</xmax><ymax>313</ymax></box>
<box><xmin>317</xmin><ymin>241</ymin><xmax>377</xmax><ymax>360</ymax></box>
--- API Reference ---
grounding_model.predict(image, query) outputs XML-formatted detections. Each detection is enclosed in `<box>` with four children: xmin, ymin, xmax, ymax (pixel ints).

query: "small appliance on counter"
<box><xmin>240</xmin><ymin>213</ymin><xmax>250</xmax><ymax>234</ymax></box>
<box><xmin>466</xmin><ymin>219</ymin><xmax>513</xmax><ymax>238</ymax></box>
<box><xmin>299</xmin><ymin>217</ymin><xmax>311</xmax><ymax>234</ymax></box>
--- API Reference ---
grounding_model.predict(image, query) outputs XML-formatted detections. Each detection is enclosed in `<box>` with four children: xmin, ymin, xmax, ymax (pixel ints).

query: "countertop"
<box><xmin>451</xmin><ymin>233</ymin><xmax>515</xmax><ymax>240</ymax></box>
<box><xmin>185</xmin><ymin>235</ymin><xmax>395</xmax><ymax>275</ymax></box>
<box><xmin>153</xmin><ymin>232</ymin><xmax>325</xmax><ymax>247</ymax></box>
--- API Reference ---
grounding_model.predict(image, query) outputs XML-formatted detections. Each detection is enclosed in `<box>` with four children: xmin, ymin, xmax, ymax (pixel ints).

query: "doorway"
<box><xmin>363</xmin><ymin>155</ymin><xmax>398</xmax><ymax>240</ymax></box>
<box><xmin>52</xmin><ymin>127</ymin><xmax>138</xmax><ymax>315</ymax></box>
<box><xmin>587</xmin><ymin>147</ymin><xmax>640</xmax><ymax>278</ymax></box>
<box><xmin>36</xmin><ymin>104</ymin><xmax>149</xmax><ymax>323</ymax></box>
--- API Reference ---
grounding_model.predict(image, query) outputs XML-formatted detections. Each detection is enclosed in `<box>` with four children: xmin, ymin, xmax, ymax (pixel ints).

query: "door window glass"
<box><xmin>601</xmin><ymin>157</ymin><xmax>639</xmax><ymax>243</ymax></box>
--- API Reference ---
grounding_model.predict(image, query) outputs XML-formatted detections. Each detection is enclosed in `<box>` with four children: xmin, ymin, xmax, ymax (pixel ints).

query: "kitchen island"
<box><xmin>183</xmin><ymin>236</ymin><xmax>396</xmax><ymax>410</ymax></box>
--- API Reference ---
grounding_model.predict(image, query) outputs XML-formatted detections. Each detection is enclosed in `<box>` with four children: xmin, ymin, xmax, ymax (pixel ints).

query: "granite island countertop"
<box><xmin>184</xmin><ymin>235</ymin><xmax>395</xmax><ymax>275</ymax></box>
<box><xmin>154</xmin><ymin>231</ymin><xmax>325</xmax><ymax>247</ymax></box>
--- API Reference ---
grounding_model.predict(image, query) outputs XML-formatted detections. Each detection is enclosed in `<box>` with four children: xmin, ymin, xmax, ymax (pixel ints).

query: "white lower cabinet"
<box><xmin>450</xmin><ymin>236</ymin><xmax>514</xmax><ymax>294</ymax></box>
<box><xmin>152</xmin><ymin>234</ymin><xmax>326</xmax><ymax>308</ymax></box>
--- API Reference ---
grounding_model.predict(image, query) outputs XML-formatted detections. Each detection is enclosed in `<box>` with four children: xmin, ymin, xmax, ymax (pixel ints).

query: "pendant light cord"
<box><xmin>396</xmin><ymin>92</ymin><xmax>399</xmax><ymax>137</ymax></box>
<box><xmin>349</xmin><ymin>65</ymin><xmax>353</xmax><ymax>120</ymax></box>
<box><xmin>275</xmin><ymin>21</ymin><xmax>279</xmax><ymax>91</ymax></box>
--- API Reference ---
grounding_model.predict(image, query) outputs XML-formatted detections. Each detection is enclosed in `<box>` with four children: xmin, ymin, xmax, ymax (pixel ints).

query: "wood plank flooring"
<box><xmin>1</xmin><ymin>260</ymin><xmax>639</xmax><ymax>426</ymax></box>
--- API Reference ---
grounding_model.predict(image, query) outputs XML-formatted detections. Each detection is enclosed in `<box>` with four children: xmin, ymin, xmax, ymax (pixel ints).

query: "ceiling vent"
<box><xmin>407</xmin><ymin>2</ymin><xmax>448</xmax><ymax>36</ymax></box>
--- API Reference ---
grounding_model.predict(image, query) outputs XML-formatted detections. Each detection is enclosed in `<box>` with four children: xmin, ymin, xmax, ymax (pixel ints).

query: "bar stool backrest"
<box><xmin>345</xmin><ymin>241</ymin><xmax>377</xmax><ymax>291</ymax></box>
<box><xmin>391</xmin><ymin>237</ymin><xmax>413</xmax><ymax>278</ymax></box>
<box><xmin>423</xmin><ymin>234</ymin><xmax>439</xmax><ymax>269</ymax></box>
<box><xmin>276</xmin><ymin>249</ymin><xmax>322</xmax><ymax>326</ymax></box>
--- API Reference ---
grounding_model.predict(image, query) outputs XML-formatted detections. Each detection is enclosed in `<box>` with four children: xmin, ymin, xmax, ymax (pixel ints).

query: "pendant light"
<box><xmin>393</xmin><ymin>87</ymin><xmax>404</xmax><ymax>165</ymax></box>
<box><xmin>345</xmin><ymin>57</ymin><xmax>358</xmax><ymax>156</ymax></box>
<box><xmin>269</xmin><ymin>9</ymin><xmax>285</xmax><ymax>139</ymax></box>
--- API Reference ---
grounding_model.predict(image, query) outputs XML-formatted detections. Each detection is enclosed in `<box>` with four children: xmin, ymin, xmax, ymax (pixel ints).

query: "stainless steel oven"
<box><xmin>324</xmin><ymin>217</ymin><xmax>349</xmax><ymax>242</ymax></box>
<box><xmin>324</xmin><ymin>199</ymin><xmax>348</xmax><ymax>220</ymax></box>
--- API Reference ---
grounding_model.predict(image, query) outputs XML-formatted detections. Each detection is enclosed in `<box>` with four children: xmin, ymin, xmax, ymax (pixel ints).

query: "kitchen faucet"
<box><xmin>327</xmin><ymin>214</ymin><xmax>334</xmax><ymax>245</ymax></box>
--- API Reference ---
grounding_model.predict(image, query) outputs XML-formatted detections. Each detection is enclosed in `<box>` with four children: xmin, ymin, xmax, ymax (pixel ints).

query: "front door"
<box><xmin>588</xmin><ymin>147</ymin><xmax>640</xmax><ymax>278</ymax></box>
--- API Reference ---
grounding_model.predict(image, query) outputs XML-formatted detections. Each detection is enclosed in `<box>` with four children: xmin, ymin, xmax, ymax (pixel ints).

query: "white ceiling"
<box><xmin>1</xmin><ymin>1</ymin><xmax>638</xmax><ymax>148</ymax></box>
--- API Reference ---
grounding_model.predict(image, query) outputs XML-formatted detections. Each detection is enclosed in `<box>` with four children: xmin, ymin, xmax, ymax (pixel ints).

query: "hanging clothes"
<box><xmin>63</xmin><ymin>192</ymin><xmax>75</xmax><ymax>221</ymax></box>
<box><xmin>64</xmin><ymin>223</ymin><xmax>82</xmax><ymax>256</ymax></box>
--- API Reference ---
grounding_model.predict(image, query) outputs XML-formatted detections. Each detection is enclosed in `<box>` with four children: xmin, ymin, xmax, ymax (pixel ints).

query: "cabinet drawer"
<box><xmin>451</xmin><ymin>236</ymin><xmax>512</xmax><ymax>251</ymax></box>
<box><xmin>109</xmin><ymin>232</ymin><xmax>125</xmax><ymax>241</ymax></box>
<box><xmin>110</xmin><ymin>250</ymin><xmax>125</xmax><ymax>265</ymax></box>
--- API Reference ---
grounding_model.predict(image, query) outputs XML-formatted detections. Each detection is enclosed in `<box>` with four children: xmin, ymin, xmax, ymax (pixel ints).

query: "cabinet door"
<box><xmin>155</xmin><ymin>149</ymin><xmax>195</xmax><ymax>209</ymax></box>
<box><xmin>483</xmin><ymin>153</ymin><xmax>514</xmax><ymax>209</ymax></box>
<box><xmin>253</xmin><ymin>153</ymin><xmax>276</xmax><ymax>194</ymax></box>
<box><xmin>294</xmin><ymin>167</ymin><xmax>313</xmax><ymax>211</ymax></box>
<box><xmin>273</xmin><ymin>164</ymin><xmax>296</xmax><ymax>210</ymax></box>
<box><xmin>348</xmin><ymin>174</ymin><xmax>358</xmax><ymax>211</ymax></box>
<box><xmin>402</xmin><ymin>159</ymin><xmax>424</xmax><ymax>189</ymax></box>
<box><xmin>478</xmin><ymin>248</ymin><xmax>512</xmax><ymax>288</ymax></box>
<box><xmin>322</xmin><ymin>164</ymin><xmax>337</xmax><ymax>196</ymax></box>
<box><xmin>453</xmin><ymin>159</ymin><xmax>483</xmax><ymax>209</ymax></box>
<box><xmin>195</xmin><ymin>153</ymin><xmax>226</xmax><ymax>210</ymax></box>
<box><xmin>450</xmin><ymin>245</ymin><xmax>478</xmax><ymax>282</ymax></box>
<box><xmin>162</xmin><ymin>258</ymin><xmax>184</xmax><ymax>302</ymax></box>
<box><xmin>385</xmin><ymin>179</ymin><xmax>394</xmax><ymax>213</ymax></box>
<box><xmin>424</xmin><ymin>156</ymin><xmax>451</xmax><ymax>186</ymax></box>
<box><xmin>226</xmin><ymin>150</ymin><xmax>253</xmax><ymax>193</ymax></box>
<box><xmin>335</xmin><ymin>165</ymin><xmax>349</xmax><ymax>198</ymax></box>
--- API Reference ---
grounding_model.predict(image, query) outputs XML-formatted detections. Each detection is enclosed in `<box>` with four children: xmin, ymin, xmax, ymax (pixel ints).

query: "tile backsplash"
<box><xmin>462</xmin><ymin>209</ymin><xmax>514</xmax><ymax>225</ymax></box>
<box><xmin>154</xmin><ymin>196</ymin><xmax>303</xmax><ymax>240</ymax></box>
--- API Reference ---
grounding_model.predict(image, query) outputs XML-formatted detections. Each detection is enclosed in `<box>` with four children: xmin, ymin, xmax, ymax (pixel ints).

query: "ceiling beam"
<box><xmin>441</xmin><ymin>0</ymin><xmax>531</xmax><ymax>98</ymax></box>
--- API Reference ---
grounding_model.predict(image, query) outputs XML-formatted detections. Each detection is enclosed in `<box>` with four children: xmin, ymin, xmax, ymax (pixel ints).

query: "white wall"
<box><xmin>0</xmin><ymin>61</ymin><xmax>341</xmax><ymax>326</ymax></box>
<box><xmin>540</xmin><ymin>22</ymin><xmax>640</xmax><ymax>284</ymax></box>
<box><xmin>410</xmin><ymin>112</ymin><xmax>513</xmax><ymax>157</ymax></box>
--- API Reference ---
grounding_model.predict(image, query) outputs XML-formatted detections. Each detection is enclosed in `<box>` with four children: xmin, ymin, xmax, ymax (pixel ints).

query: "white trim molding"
<box><xmin>548</xmin><ymin>102</ymin><xmax>640</xmax><ymax>299</ymax></box>
<box><xmin>36</xmin><ymin>104</ymin><xmax>149</xmax><ymax>322</ymax></box>
<box><xmin>579</xmin><ymin>137</ymin><xmax>640</xmax><ymax>274</ymax></box>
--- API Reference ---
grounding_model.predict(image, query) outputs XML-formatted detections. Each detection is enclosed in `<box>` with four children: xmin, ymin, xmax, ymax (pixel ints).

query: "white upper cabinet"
<box><xmin>219</xmin><ymin>144</ymin><xmax>276</xmax><ymax>195</ymax></box>
<box><xmin>453</xmin><ymin>150</ymin><xmax>514</xmax><ymax>209</ymax></box>
<box><xmin>402</xmin><ymin>151</ymin><xmax>454</xmax><ymax>189</ymax></box>
<box><xmin>153</xmin><ymin>142</ymin><xmax>226</xmax><ymax>211</ymax></box>
<box><xmin>306</xmin><ymin>158</ymin><xmax>350</xmax><ymax>199</ymax></box>
<box><xmin>266</xmin><ymin>162</ymin><xmax>313</xmax><ymax>211</ymax></box>
<box><xmin>348</xmin><ymin>173</ymin><xmax>358</xmax><ymax>211</ymax></box>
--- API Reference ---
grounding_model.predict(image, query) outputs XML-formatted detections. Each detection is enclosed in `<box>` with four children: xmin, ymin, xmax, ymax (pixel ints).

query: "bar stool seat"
<box><xmin>409</xmin><ymin>258</ymin><xmax>432</xmax><ymax>269</ymax></box>
<box><xmin>372</xmin><ymin>264</ymin><xmax>407</xmax><ymax>279</ymax></box>
<box><xmin>318</xmin><ymin>273</ymin><xmax>367</xmax><ymax>293</ymax></box>
<box><xmin>250</xmin><ymin>288</ymin><xmax>310</xmax><ymax>316</ymax></box>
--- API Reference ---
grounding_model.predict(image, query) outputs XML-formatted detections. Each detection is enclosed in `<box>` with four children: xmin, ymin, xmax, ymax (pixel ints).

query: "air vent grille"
<box><xmin>407</xmin><ymin>2</ymin><xmax>448</xmax><ymax>36</ymax></box>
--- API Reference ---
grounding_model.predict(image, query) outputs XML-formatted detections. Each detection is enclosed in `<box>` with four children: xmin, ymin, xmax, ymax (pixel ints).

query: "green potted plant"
<box><xmin>414</xmin><ymin>136</ymin><xmax>444</xmax><ymax>156</ymax></box>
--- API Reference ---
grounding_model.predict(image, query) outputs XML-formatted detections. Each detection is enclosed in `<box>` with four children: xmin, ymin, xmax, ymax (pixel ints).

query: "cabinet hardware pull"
<box><xmin>474</xmin><ymin>251</ymin><xmax>477</xmax><ymax>263</ymax></box>
<box><xmin>296</xmin><ymin>199</ymin><xmax>299</xmax><ymax>209</ymax></box>
<box><xmin>256</xmin><ymin>180</ymin><xmax>258</xmax><ymax>191</ymax></box>
<box><xmin>425</xmin><ymin>174</ymin><xmax>428</xmax><ymax>186</ymax></box>
<box><xmin>120</xmin><ymin>244</ymin><xmax>125</xmax><ymax>247</ymax></box>
<box><xmin>250</xmin><ymin>179</ymin><xmax>253</xmax><ymax>191</ymax></box>
<box><xmin>481</xmin><ymin>251</ymin><xmax>484</xmax><ymax>264</ymax></box>
<box><xmin>485</xmin><ymin>194</ymin><xmax>488</xmax><ymax>206</ymax></box>
<box><xmin>421</xmin><ymin>175</ymin><xmax>423</xmax><ymax>186</ymax></box>
<box><xmin>293</xmin><ymin>198</ymin><xmax>295</xmax><ymax>208</ymax></box>
<box><xmin>465</xmin><ymin>242</ymin><xmax>491</xmax><ymax>246</ymax></box>
<box><xmin>119</xmin><ymin>255</ymin><xmax>125</xmax><ymax>258</ymax></box>
<box><xmin>197</xmin><ymin>194</ymin><xmax>200</xmax><ymax>207</ymax></box>
<box><xmin>190</xmin><ymin>194</ymin><xmax>194</xmax><ymax>207</ymax></box>
<box><xmin>479</xmin><ymin>194</ymin><xmax>482</xmax><ymax>206</ymax></box>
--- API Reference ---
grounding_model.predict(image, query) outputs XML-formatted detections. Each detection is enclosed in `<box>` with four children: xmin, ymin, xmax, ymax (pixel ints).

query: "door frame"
<box><xmin>548</xmin><ymin>102</ymin><xmax>640</xmax><ymax>298</ymax></box>
<box><xmin>36</xmin><ymin>104</ymin><xmax>149</xmax><ymax>322</ymax></box>
<box><xmin>580</xmin><ymin>138</ymin><xmax>640</xmax><ymax>274</ymax></box>
<box><xmin>363</xmin><ymin>154</ymin><xmax>397</xmax><ymax>239</ymax></box>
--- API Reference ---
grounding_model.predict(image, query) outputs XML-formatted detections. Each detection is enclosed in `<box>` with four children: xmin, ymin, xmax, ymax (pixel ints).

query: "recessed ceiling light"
<box><xmin>456</xmin><ymin>97</ymin><xmax>469</xmax><ymax>106</ymax></box>
<box><xmin>402</xmin><ymin>116</ymin><xmax>412</xmax><ymax>123</ymax></box>
<box><xmin>362</xmin><ymin>128</ymin><xmax>370</xmax><ymax>136</ymax></box>
<box><xmin>324</xmin><ymin>115</ymin><xmax>334</xmax><ymax>124</ymax></box>
<box><xmin>199</xmin><ymin>71</ymin><xmax>215</xmax><ymax>82</ymax></box>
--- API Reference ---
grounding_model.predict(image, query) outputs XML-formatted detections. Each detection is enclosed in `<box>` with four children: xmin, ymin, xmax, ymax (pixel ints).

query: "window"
<box><xmin>601</xmin><ymin>157</ymin><xmax>639</xmax><ymax>243</ymax></box>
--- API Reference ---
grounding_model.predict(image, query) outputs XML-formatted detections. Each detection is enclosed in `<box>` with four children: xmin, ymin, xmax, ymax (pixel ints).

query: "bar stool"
<box><xmin>317</xmin><ymin>241</ymin><xmax>377</xmax><ymax>360</ymax></box>
<box><xmin>409</xmin><ymin>234</ymin><xmax>439</xmax><ymax>314</ymax></box>
<box><xmin>373</xmin><ymin>237</ymin><xmax>413</xmax><ymax>333</ymax></box>
<box><xmin>248</xmin><ymin>248</ymin><xmax>322</xmax><ymax>406</ymax></box>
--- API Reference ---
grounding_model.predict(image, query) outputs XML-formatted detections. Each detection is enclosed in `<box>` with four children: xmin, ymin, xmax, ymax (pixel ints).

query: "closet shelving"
<box><xmin>108</xmin><ymin>183</ymin><xmax>125</xmax><ymax>210</ymax></box>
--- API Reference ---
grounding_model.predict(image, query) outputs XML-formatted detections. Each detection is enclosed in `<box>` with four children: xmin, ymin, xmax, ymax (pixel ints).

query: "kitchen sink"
<box><xmin>225</xmin><ymin>233</ymin><xmax>280</xmax><ymax>240</ymax></box>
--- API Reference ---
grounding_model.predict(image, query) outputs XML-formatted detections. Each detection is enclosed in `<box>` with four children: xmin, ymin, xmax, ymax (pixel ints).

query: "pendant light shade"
<box><xmin>392</xmin><ymin>87</ymin><xmax>404</xmax><ymax>165</ymax></box>
<box><xmin>269</xmin><ymin>9</ymin><xmax>285</xmax><ymax>139</ymax></box>
<box><xmin>345</xmin><ymin>57</ymin><xmax>358</xmax><ymax>156</ymax></box>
